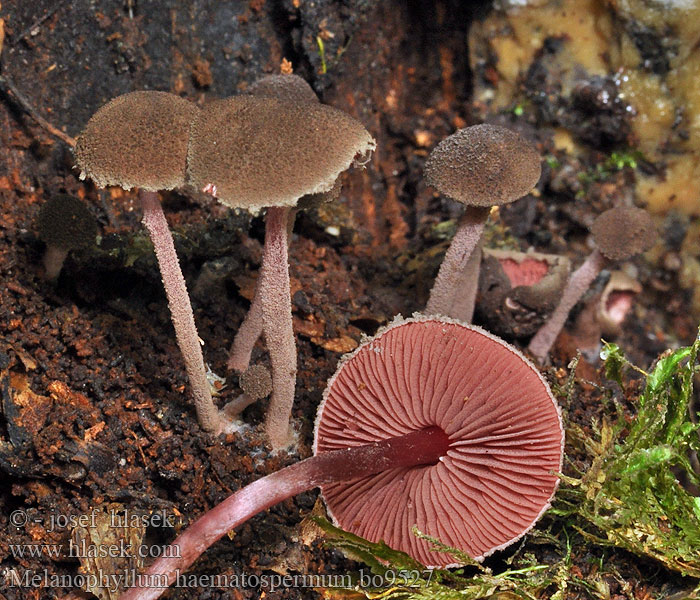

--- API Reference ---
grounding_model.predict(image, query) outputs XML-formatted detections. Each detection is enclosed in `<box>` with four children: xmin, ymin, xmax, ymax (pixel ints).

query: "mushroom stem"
<box><xmin>140</xmin><ymin>190</ymin><xmax>221</xmax><ymax>433</ymax></box>
<box><xmin>43</xmin><ymin>246</ymin><xmax>70</xmax><ymax>281</ymax></box>
<box><xmin>447</xmin><ymin>242</ymin><xmax>482</xmax><ymax>323</ymax></box>
<box><xmin>259</xmin><ymin>205</ymin><xmax>297</xmax><ymax>449</ymax></box>
<box><xmin>425</xmin><ymin>206</ymin><xmax>490</xmax><ymax>318</ymax></box>
<box><xmin>119</xmin><ymin>426</ymin><xmax>450</xmax><ymax>600</ymax></box>
<box><xmin>227</xmin><ymin>209</ymin><xmax>298</xmax><ymax>373</ymax></box>
<box><xmin>226</xmin><ymin>292</ymin><xmax>263</xmax><ymax>372</ymax></box>
<box><xmin>221</xmin><ymin>393</ymin><xmax>258</xmax><ymax>418</ymax></box>
<box><xmin>527</xmin><ymin>248</ymin><xmax>607</xmax><ymax>364</ymax></box>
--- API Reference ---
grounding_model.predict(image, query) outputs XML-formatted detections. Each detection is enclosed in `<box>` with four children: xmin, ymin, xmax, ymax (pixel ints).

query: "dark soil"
<box><xmin>0</xmin><ymin>2</ymin><xmax>696</xmax><ymax>599</ymax></box>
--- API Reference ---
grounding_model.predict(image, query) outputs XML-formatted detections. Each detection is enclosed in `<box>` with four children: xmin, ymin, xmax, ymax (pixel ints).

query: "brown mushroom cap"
<box><xmin>186</xmin><ymin>95</ymin><xmax>375</xmax><ymax>210</ymax></box>
<box><xmin>247</xmin><ymin>74</ymin><xmax>319</xmax><ymax>104</ymax></box>
<box><xmin>314</xmin><ymin>315</ymin><xmax>563</xmax><ymax>566</ymax></box>
<box><xmin>37</xmin><ymin>194</ymin><xmax>98</xmax><ymax>250</ymax></box>
<box><xmin>246</xmin><ymin>74</ymin><xmax>341</xmax><ymax>210</ymax></box>
<box><xmin>74</xmin><ymin>91</ymin><xmax>200</xmax><ymax>191</ymax></box>
<box><xmin>590</xmin><ymin>206</ymin><xmax>657</xmax><ymax>261</ymax></box>
<box><xmin>424</xmin><ymin>124</ymin><xmax>541</xmax><ymax>207</ymax></box>
<box><xmin>239</xmin><ymin>364</ymin><xmax>273</xmax><ymax>400</ymax></box>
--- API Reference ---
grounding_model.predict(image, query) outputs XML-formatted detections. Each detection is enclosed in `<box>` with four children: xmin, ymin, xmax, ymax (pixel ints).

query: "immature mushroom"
<box><xmin>74</xmin><ymin>91</ymin><xmax>224</xmax><ymax>434</ymax></box>
<box><xmin>424</xmin><ymin>124</ymin><xmax>541</xmax><ymax>321</ymax></box>
<box><xmin>222</xmin><ymin>364</ymin><xmax>273</xmax><ymax>418</ymax></box>
<box><xmin>188</xmin><ymin>94</ymin><xmax>375</xmax><ymax>449</ymax></box>
<box><xmin>36</xmin><ymin>194</ymin><xmax>98</xmax><ymax>281</ymax></box>
<box><xmin>119</xmin><ymin>316</ymin><xmax>564</xmax><ymax>600</ymax></box>
<box><xmin>527</xmin><ymin>206</ymin><xmax>656</xmax><ymax>364</ymax></box>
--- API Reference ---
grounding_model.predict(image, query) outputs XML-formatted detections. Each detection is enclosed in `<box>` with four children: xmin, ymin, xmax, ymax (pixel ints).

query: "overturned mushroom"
<box><xmin>567</xmin><ymin>270</ymin><xmax>643</xmax><ymax>361</ymax></box>
<box><xmin>119</xmin><ymin>316</ymin><xmax>563</xmax><ymax>600</ymax></box>
<box><xmin>188</xmin><ymin>94</ymin><xmax>375</xmax><ymax>449</ymax></box>
<box><xmin>528</xmin><ymin>206</ymin><xmax>656</xmax><ymax>364</ymax></box>
<box><xmin>74</xmin><ymin>91</ymin><xmax>225</xmax><ymax>433</ymax></box>
<box><xmin>477</xmin><ymin>248</ymin><xmax>570</xmax><ymax>338</ymax></box>
<box><xmin>36</xmin><ymin>194</ymin><xmax>98</xmax><ymax>281</ymax></box>
<box><xmin>424</xmin><ymin>124</ymin><xmax>541</xmax><ymax>321</ymax></box>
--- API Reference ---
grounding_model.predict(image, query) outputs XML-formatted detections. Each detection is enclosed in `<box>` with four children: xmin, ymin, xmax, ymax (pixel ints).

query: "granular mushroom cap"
<box><xmin>314</xmin><ymin>315</ymin><xmax>564</xmax><ymax>566</ymax></box>
<box><xmin>590</xmin><ymin>206</ymin><xmax>657</xmax><ymax>261</ymax></box>
<box><xmin>37</xmin><ymin>194</ymin><xmax>98</xmax><ymax>250</ymax></box>
<box><xmin>239</xmin><ymin>364</ymin><xmax>273</xmax><ymax>400</ymax></box>
<box><xmin>186</xmin><ymin>95</ymin><xmax>375</xmax><ymax>210</ymax></box>
<box><xmin>246</xmin><ymin>74</ymin><xmax>319</xmax><ymax>104</ymax></box>
<box><xmin>74</xmin><ymin>91</ymin><xmax>200</xmax><ymax>191</ymax></box>
<box><xmin>424</xmin><ymin>124</ymin><xmax>541</xmax><ymax>207</ymax></box>
<box><xmin>246</xmin><ymin>74</ymin><xmax>341</xmax><ymax>210</ymax></box>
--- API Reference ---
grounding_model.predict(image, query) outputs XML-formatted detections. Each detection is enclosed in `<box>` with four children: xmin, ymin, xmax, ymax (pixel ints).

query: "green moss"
<box><xmin>575</xmin><ymin>149</ymin><xmax>644</xmax><ymax>199</ymax></box>
<box><xmin>544</xmin><ymin>154</ymin><xmax>561</xmax><ymax>170</ymax></box>
<box><xmin>559</xmin><ymin>336</ymin><xmax>700</xmax><ymax>578</ymax></box>
<box><xmin>313</xmin><ymin>518</ymin><xmax>566</xmax><ymax>599</ymax></box>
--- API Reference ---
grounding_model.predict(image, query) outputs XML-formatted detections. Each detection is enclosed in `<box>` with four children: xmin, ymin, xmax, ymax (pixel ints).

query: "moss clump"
<box><xmin>313</xmin><ymin>518</ymin><xmax>567</xmax><ymax>599</ymax></box>
<box><xmin>559</xmin><ymin>337</ymin><xmax>700</xmax><ymax>578</ymax></box>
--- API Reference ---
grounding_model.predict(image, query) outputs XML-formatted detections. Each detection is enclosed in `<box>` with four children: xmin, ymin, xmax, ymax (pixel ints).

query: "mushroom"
<box><xmin>246</xmin><ymin>73</ymin><xmax>320</xmax><ymax>104</ymax></box>
<box><xmin>476</xmin><ymin>248</ymin><xmax>571</xmax><ymax>338</ymax></box>
<box><xmin>227</xmin><ymin>73</ymin><xmax>323</xmax><ymax>374</ymax></box>
<box><xmin>598</xmin><ymin>270</ymin><xmax>642</xmax><ymax>337</ymax></box>
<box><xmin>74</xmin><ymin>91</ymin><xmax>224</xmax><ymax>434</ymax></box>
<box><xmin>36</xmin><ymin>194</ymin><xmax>98</xmax><ymax>281</ymax></box>
<box><xmin>188</xmin><ymin>94</ymin><xmax>375</xmax><ymax>449</ymax></box>
<box><xmin>118</xmin><ymin>315</ymin><xmax>564</xmax><ymax>600</ymax></box>
<box><xmin>423</xmin><ymin>124</ymin><xmax>541</xmax><ymax>321</ymax></box>
<box><xmin>221</xmin><ymin>364</ymin><xmax>273</xmax><ymax>418</ymax></box>
<box><xmin>527</xmin><ymin>206</ymin><xmax>656</xmax><ymax>364</ymax></box>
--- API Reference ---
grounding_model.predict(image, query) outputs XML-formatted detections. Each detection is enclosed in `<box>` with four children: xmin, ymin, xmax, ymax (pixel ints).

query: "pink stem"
<box><xmin>222</xmin><ymin>394</ymin><xmax>257</xmax><ymax>418</ymax></box>
<box><xmin>425</xmin><ymin>206</ymin><xmax>490</xmax><ymax>317</ymax></box>
<box><xmin>446</xmin><ymin>242</ymin><xmax>482</xmax><ymax>323</ymax></box>
<box><xmin>119</xmin><ymin>426</ymin><xmax>450</xmax><ymax>600</ymax></box>
<box><xmin>527</xmin><ymin>249</ymin><xmax>607</xmax><ymax>364</ymax></box>
<box><xmin>227</xmin><ymin>210</ymin><xmax>297</xmax><ymax>373</ymax></box>
<box><xmin>140</xmin><ymin>191</ymin><xmax>220</xmax><ymax>433</ymax></box>
<box><xmin>259</xmin><ymin>206</ymin><xmax>297</xmax><ymax>449</ymax></box>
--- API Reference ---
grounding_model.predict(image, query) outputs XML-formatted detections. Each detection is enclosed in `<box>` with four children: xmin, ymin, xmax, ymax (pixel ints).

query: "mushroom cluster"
<box><xmin>188</xmin><ymin>84</ymin><xmax>374</xmax><ymax>448</ymax></box>
<box><xmin>119</xmin><ymin>316</ymin><xmax>564</xmax><ymax>600</ymax></box>
<box><xmin>421</xmin><ymin>125</ymin><xmax>656</xmax><ymax>365</ymax></box>
<box><xmin>66</xmin><ymin>80</ymin><xmax>660</xmax><ymax>600</ymax></box>
<box><xmin>75</xmin><ymin>86</ymin><xmax>375</xmax><ymax>442</ymax></box>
